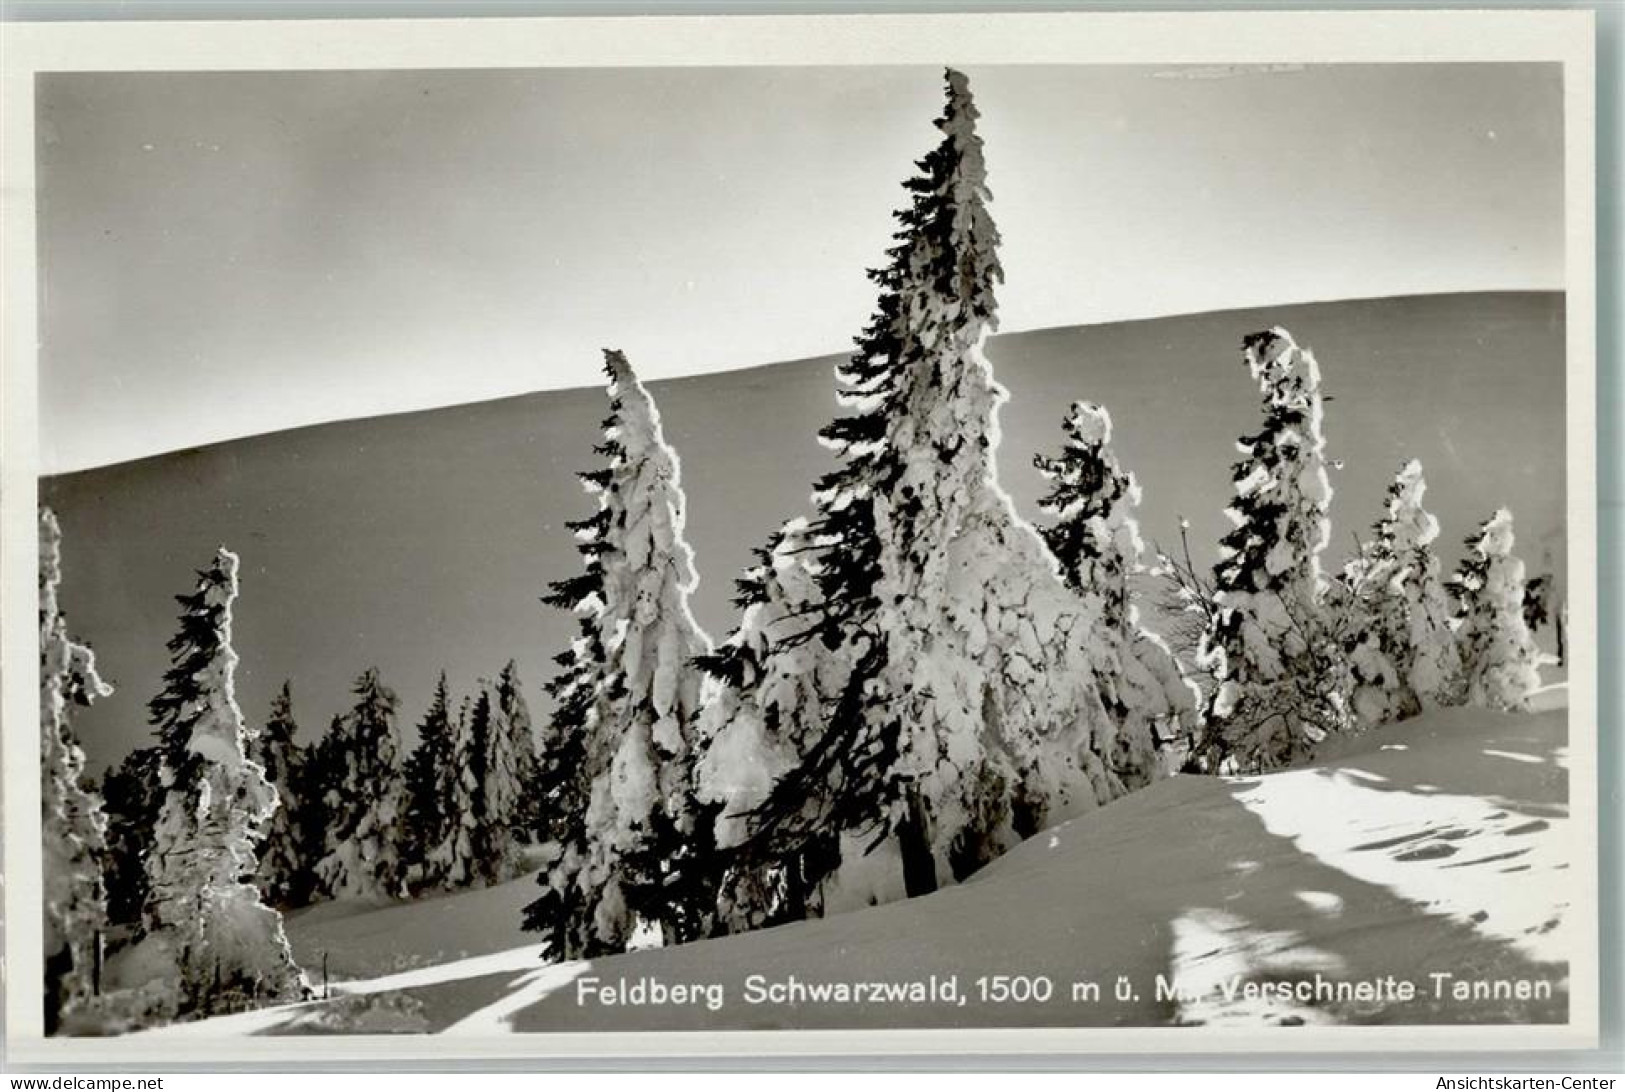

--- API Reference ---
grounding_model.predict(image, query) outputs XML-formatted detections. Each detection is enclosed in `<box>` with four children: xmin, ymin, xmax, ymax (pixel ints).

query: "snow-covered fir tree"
<box><xmin>141</xmin><ymin>548</ymin><xmax>307</xmax><ymax>1015</ymax></box>
<box><xmin>445</xmin><ymin>670</ymin><xmax>533</xmax><ymax>890</ymax></box>
<box><xmin>1343</xmin><ymin>460</ymin><xmax>1464</xmax><ymax>723</ymax></box>
<box><xmin>437</xmin><ymin>695</ymin><xmax>478</xmax><ymax>887</ymax></box>
<box><xmin>313</xmin><ymin>668</ymin><xmax>407</xmax><ymax>900</ymax></box>
<box><xmin>694</xmin><ymin>70</ymin><xmax>1191</xmax><ymax>924</ymax></box>
<box><xmin>1193</xmin><ymin>328</ymin><xmax>1351</xmax><ymax>774</ymax></box>
<box><xmin>101</xmin><ymin>746</ymin><xmax>162</xmax><ymax>929</ymax></box>
<box><xmin>692</xmin><ymin>522</ymin><xmax>842</xmax><ymax>931</ymax></box>
<box><xmin>402</xmin><ymin>672</ymin><xmax>457</xmax><ymax>893</ymax></box>
<box><xmin>453</xmin><ymin>689</ymin><xmax>499</xmax><ymax>887</ymax></box>
<box><xmin>523</xmin><ymin>349</ymin><xmax>714</xmax><ymax>961</ymax></box>
<box><xmin>39</xmin><ymin>508</ymin><xmax>113</xmax><ymax>1032</ymax></box>
<box><xmin>493</xmin><ymin>661</ymin><xmax>542</xmax><ymax>847</ymax></box>
<box><xmin>1034</xmin><ymin>403</ymin><xmax>1140</xmax><ymax>630</ymax></box>
<box><xmin>1032</xmin><ymin>402</ymin><xmax>1195</xmax><ymax>764</ymax></box>
<box><xmin>253</xmin><ymin>683</ymin><xmax>313</xmax><ymax>909</ymax></box>
<box><xmin>1448</xmin><ymin>509</ymin><xmax>1541</xmax><ymax>712</ymax></box>
<box><xmin>523</xmin><ymin>632</ymin><xmax>594</xmax><ymax>928</ymax></box>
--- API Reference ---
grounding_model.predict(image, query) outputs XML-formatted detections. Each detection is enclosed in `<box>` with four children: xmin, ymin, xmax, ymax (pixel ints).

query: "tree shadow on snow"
<box><xmin>248</xmin><ymin>707</ymin><xmax>1569</xmax><ymax>1035</ymax></box>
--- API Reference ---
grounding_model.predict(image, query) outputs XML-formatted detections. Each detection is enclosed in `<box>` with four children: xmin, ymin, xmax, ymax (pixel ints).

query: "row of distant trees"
<box><xmin>40</xmin><ymin>67</ymin><xmax>1559</xmax><ymax>1034</ymax></box>
<box><xmin>100</xmin><ymin>662</ymin><xmax>541</xmax><ymax>924</ymax></box>
<box><xmin>41</xmin><ymin>520</ymin><xmax>546</xmax><ymax>1032</ymax></box>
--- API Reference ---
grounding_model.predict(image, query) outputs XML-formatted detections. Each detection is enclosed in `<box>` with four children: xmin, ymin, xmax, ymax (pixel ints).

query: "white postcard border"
<box><xmin>0</xmin><ymin>8</ymin><xmax>1599</xmax><ymax>1062</ymax></box>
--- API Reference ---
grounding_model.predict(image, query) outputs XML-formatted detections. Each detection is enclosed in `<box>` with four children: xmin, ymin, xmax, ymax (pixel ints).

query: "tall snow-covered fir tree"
<box><xmin>39</xmin><ymin>508</ymin><xmax>113</xmax><ymax>1033</ymax></box>
<box><xmin>522</xmin><ymin>349</ymin><xmax>714</xmax><ymax>961</ymax></box>
<box><xmin>402</xmin><ymin>672</ymin><xmax>457</xmax><ymax>893</ymax></box>
<box><xmin>1343</xmin><ymin>460</ymin><xmax>1464</xmax><ymax>724</ymax></box>
<box><xmin>313</xmin><ymin>668</ymin><xmax>407</xmax><ymax>900</ymax></box>
<box><xmin>1192</xmin><ymin>328</ymin><xmax>1351</xmax><ymax>774</ymax></box>
<box><xmin>1448</xmin><ymin>509</ymin><xmax>1541</xmax><ymax>712</ymax></box>
<box><xmin>694</xmin><ymin>70</ymin><xmax>1190</xmax><ymax>924</ymax></box>
<box><xmin>253</xmin><ymin>683</ymin><xmax>312</xmax><ymax>909</ymax></box>
<box><xmin>141</xmin><ymin>548</ymin><xmax>307</xmax><ymax>1015</ymax></box>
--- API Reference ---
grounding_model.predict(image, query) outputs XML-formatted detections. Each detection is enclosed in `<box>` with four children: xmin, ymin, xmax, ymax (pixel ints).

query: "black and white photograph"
<box><xmin>2</xmin><ymin>9</ymin><xmax>1601</xmax><ymax>1062</ymax></box>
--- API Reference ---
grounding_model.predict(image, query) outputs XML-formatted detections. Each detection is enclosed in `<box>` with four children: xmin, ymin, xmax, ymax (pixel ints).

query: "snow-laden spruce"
<box><xmin>1343</xmin><ymin>461</ymin><xmax>1464</xmax><ymax>724</ymax></box>
<box><xmin>101</xmin><ymin>746</ymin><xmax>162</xmax><ymax>930</ymax></box>
<box><xmin>140</xmin><ymin>548</ymin><xmax>307</xmax><ymax>1016</ymax></box>
<box><xmin>313</xmin><ymin>668</ymin><xmax>408</xmax><ymax>900</ymax></box>
<box><xmin>403</xmin><ymin>672</ymin><xmax>458</xmax><ymax>892</ymax></box>
<box><xmin>694</xmin><ymin>70</ymin><xmax>1190</xmax><ymax>922</ymax></box>
<box><xmin>485</xmin><ymin>662</ymin><xmax>539</xmax><ymax>878</ymax></box>
<box><xmin>1194</xmin><ymin>329</ymin><xmax>1351</xmax><ymax>773</ymax></box>
<box><xmin>523</xmin><ymin>349</ymin><xmax>714</xmax><ymax>960</ymax></box>
<box><xmin>253</xmin><ymin>683</ymin><xmax>313</xmax><ymax>909</ymax></box>
<box><xmin>39</xmin><ymin>508</ymin><xmax>113</xmax><ymax>1032</ymax></box>
<box><xmin>1449</xmin><ymin>509</ymin><xmax>1541</xmax><ymax>712</ymax></box>
<box><xmin>443</xmin><ymin>663</ymin><xmax>536</xmax><ymax>889</ymax></box>
<box><xmin>1034</xmin><ymin>403</ymin><xmax>1141</xmax><ymax>629</ymax></box>
<box><xmin>692</xmin><ymin>520</ymin><xmax>843</xmax><ymax>929</ymax></box>
<box><xmin>1033</xmin><ymin>402</ymin><xmax>1196</xmax><ymax>766</ymax></box>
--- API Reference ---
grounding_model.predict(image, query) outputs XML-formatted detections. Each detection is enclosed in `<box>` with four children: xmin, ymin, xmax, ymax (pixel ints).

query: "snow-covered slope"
<box><xmin>133</xmin><ymin>688</ymin><xmax>1570</xmax><ymax>1037</ymax></box>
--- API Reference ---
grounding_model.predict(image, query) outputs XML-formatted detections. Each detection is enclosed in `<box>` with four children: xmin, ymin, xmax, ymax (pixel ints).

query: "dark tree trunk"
<box><xmin>1556</xmin><ymin>604</ymin><xmax>1567</xmax><ymax>667</ymax></box>
<box><xmin>783</xmin><ymin>852</ymin><xmax>808</xmax><ymax>922</ymax></box>
<box><xmin>897</xmin><ymin>789</ymin><xmax>938</xmax><ymax>899</ymax></box>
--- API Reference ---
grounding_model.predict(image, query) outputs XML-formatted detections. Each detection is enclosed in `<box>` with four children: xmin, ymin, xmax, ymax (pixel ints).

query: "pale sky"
<box><xmin>36</xmin><ymin>62</ymin><xmax>1563</xmax><ymax>473</ymax></box>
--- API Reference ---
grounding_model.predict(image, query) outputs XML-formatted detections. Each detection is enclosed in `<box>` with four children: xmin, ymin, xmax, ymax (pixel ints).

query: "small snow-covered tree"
<box><xmin>473</xmin><ymin>661</ymin><xmax>535</xmax><ymax>882</ymax></box>
<box><xmin>1032</xmin><ymin>402</ymin><xmax>1195</xmax><ymax>767</ymax></box>
<box><xmin>1448</xmin><ymin>509</ymin><xmax>1541</xmax><ymax>711</ymax></box>
<box><xmin>39</xmin><ymin>508</ymin><xmax>113</xmax><ymax>1032</ymax></box>
<box><xmin>101</xmin><ymin>746</ymin><xmax>162</xmax><ymax>928</ymax></box>
<box><xmin>693</xmin><ymin>522</ymin><xmax>843</xmax><ymax>932</ymax></box>
<box><xmin>493</xmin><ymin>661</ymin><xmax>542</xmax><ymax>845</ymax></box>
<box><xmin>302</xmin><ymin>714</ymin><xmax>345</xmax><ymax>901</ymax></box>
<box><xmin>523</xmin><ymin>349</ymin><xmax>714</xmax><ymax>961</ymax></box>
<box><xmin>696</xmin><ymin>70</ymin><xmax>1190</xmax><ymax>924</ymax></box>
<box><xmin>1034</xmin><ymin>403</ymin><xmax>1140</xmax><ymax>631</ymax></box>
<box><xmin>141</xmin><ymin>548</ymin><xmax>307</xmax><ymax>1015</ymax></box>
<box><xmin>435</xmin><ymin>666</ymin><xmax>535</xmax><ymax>891</ymax></box>
<box><xmin>1194</xmin><ymin>328</ymin><xmax>1351</xmax><ymax>773</ymax></box>
<box><xmin>1343</xmin><ymin>460</ymin><xmax>1464</xmax><ymax>723</ymax></box>
<box><xmin>447</xmin><ymin>676</ymin><xmax>529</xmax><ymax>890</ymax></box>
<box><xmin>253</xmin><ymin>683</ymin><xmax>313</xmax><ymax>909</ymax></box>
<box><xmin>443</xmin><ymin>690</ymin><xmax>490</xmax><ymax>888</ymax></box>
<box><xmin>314</xmin><ymin>669</ymin><xmax>407</xmax><ymax>900</ymax></box>
<box><xmin>522</xmin><ymin>588</ymin><xmax>598</xmax><ymax>940</ymax></box>
<box><xmin>402</xmin><ymin>672</ymin><xmax>457</xmax><ymax>893</ymax></box>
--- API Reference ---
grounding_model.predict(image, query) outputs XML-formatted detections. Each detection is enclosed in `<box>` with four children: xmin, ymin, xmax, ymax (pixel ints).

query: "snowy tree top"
<box><xmin>39</xmin><ymin>507</ymin><xmax>64</xmax><ymax>597</ymax></box>
<box><xmin>40</xmin><ymin>508</ymin><xmax>111</xmax><ymax>705</ymax></box>
<box><xmin>1474</xmin><ymin>508</ymin><xmax>1518</xmax><ymax>558</ymax></box>
<box><xmin>186</xmin><ymin>548</ymin><xmax>249</xmax><ymax>768</ymax></box>
<box><xmin>1394</xmin><ymin>457</ymin><xmax>1425</xmax><ymax>494</ymax></box>
<box><xmin>208</xmin><ymin>546</ymin><xmax>241</xmax><ymax>604</ymax></box>
<box><xmin>1243</xmin><ymin>326</ymin><xmax>1321</xmax><ymax>398</ymax></box>
<box><xmin>939</xmin><ymin>69</ymin><xmax>984</xmax><ymax>161</ymax></box>
<box><xmin>602</xmin><ymin>349</ymin><xmax>660</xmax><ymax>459</ymax></box>
<box><xmin>1381</xmin><ymin>458</ymin><xmax>1440</xmax><ymax>551</ymax></box>
<box><xmin>1063</xmin><ymin>401</ymin><xmax>1113</xmax><ymax>447</ymax></box>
